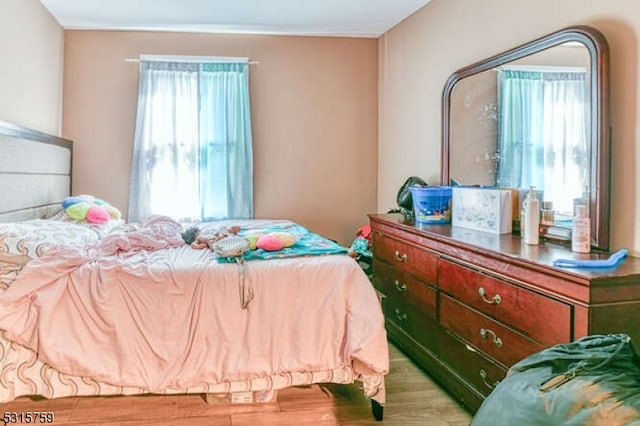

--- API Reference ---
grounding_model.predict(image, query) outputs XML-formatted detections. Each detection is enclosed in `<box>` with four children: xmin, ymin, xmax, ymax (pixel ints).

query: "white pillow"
<box><xmin>0</xmin><ymin>220</ymin><xmax>99</xmax><ymax>288</ymax></box>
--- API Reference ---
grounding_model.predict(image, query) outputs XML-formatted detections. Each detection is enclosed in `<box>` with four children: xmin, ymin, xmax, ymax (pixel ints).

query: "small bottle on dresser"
<box><xmin>572</xmin><ymin>205</ymin><xmax>591</xmax><ymax>253</ymax></box>
<box><xmin>523</xmin><ymin>187</ymin><xmax>540</xmax><ymax>245</ymax></box>
<box><xmin>540</xmin><ymin>201</ymin><xmax>555</xmax><ymax>226</ymax></box>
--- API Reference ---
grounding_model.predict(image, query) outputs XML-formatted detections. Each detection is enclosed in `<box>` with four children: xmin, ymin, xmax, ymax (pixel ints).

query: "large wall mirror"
<box><xmin>441</xmin><ymin>25</ymin><xmax>611</xmax><ymax>251</ymax></box>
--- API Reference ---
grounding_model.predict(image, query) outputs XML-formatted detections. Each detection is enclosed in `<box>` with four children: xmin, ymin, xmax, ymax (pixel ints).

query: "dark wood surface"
<box><xmin>369</xmin><ymin>213</ymin><xmax>640</xmax><ymax>414</ymax></box>
<box><xmin>438</xmin><ymin>258</ymin><xmax>572</xmax><ymax>346</ymax></box>
<box><xmin>370</xmin><ymin>214</ymin><xmax>640</xmax><ymax>301</ymax></box>
<box><xmin>439</xmin><ymin>294</ymin><xmax>546</xmax><ymax>367</ymax></box>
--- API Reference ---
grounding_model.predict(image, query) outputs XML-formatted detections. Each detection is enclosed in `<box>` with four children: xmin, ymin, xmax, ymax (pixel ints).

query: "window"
<box><xmin>128</xmin><ymin>58</ymin><xmax>253</xmax><ymax>222</ymax></box>
<box><xmin>496</xmin><ymin>66</ymin><xmax>589</xmax><ymax>216</ymax></box>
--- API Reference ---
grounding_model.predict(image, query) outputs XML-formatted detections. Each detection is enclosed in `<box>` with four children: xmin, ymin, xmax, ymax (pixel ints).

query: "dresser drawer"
<box><xmin>382</xmin><ymin>291</ymin><xmax>438</xmax><ymax>351</ymax></box>
<box><xmin>373</xmin><ymin>260</ymin><xmax>437</xmax><ymax>320</ymax></box>
<box><xmin>439</xmin><ymin>329</ymin><xmax>507</xmax><ymax>398</ymax></box>
<box><xmin>373</xmin><ymin>232</ymin><xmax>438</xmax><ymax>283</ymax></box>
<box><xmin>440</xmin><ymin>294</ymin><xmax>546</xmax><ymax>367</ymax></box>
<box><xmin>439</xmin><ymin>259</ymin><xmax>571</xmax><ymax>346</ymax></box>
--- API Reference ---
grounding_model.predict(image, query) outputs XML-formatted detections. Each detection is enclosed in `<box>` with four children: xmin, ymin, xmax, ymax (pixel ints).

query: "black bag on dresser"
<box><xmin>471</xmin><ymin>334</ymin><xmax>640</xmax><ymax>426</ymax></box>
<box><xmin>395</xmin><ymin>176</ymin><xmax>427</xmax><ymax>216</ymax></box>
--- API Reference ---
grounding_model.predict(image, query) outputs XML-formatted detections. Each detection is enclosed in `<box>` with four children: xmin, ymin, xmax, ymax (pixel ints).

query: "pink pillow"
<box><xmin>86</xmin><ymin>206</ymin><xmax>110</xmax><ymax>224</ymax></box>
<box><xmin>256</xmin><ymin>235</ymin><xmax>284</xmax><ymax>251</ymax></box>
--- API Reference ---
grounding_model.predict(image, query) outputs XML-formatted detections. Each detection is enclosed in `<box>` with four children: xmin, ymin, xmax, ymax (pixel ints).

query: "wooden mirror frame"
<box><xmin>441</xmin><ymin>25</ymin><xmax>611</xmax><ymax>251</ymax></box>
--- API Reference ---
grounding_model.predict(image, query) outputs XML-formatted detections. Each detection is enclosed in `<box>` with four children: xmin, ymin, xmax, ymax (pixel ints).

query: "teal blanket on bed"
<box><xmin>217</xmin><ymin>222</ymin><xmax>348</xmax><ymax>263</ymax></box>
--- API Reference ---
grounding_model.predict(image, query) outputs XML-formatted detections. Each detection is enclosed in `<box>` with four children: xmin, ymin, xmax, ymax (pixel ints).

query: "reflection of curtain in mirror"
<box><xmin>496</xmin><ymin>68</ymin><xmax>588</xmax><ymax>215</ymax></box>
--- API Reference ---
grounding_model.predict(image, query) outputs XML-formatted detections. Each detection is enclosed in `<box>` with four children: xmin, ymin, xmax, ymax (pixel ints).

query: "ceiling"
<box><xmin>39</xmin><ymin>0</ymin><xmax>432</xmax><ymax>38</ymax></box>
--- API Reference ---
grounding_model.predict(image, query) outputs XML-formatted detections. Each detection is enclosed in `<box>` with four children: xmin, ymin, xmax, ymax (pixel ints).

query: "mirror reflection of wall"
<box><xmin>450</xmin><ymin>72</ymin><xmax>498</xmax><ymax>186</ymax></box>
<box><xmin>449</xmin><ymin>42</ymin><xmax>591</xmax><ymax>222</ymax></box>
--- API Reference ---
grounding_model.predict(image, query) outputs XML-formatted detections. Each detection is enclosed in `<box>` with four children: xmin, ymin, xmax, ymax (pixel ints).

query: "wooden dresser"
<box><xmin>369</xmin><ymin>213</ymin><xmax>640</xmax><ymax>412</ymax></box>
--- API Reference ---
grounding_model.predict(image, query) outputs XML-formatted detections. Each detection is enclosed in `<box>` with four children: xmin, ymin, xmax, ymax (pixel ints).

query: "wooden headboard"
<box><xmin>0</xmin><ymin>119</ymin><xmax>72</xmax><ymax>223</ymax></box>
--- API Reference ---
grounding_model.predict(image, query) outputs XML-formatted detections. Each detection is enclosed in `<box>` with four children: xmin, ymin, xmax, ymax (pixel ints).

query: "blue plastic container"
<box><xmin>409</xmin><ymin>186</ymin><xmax>453</xmax><ymax>224</ymax></box>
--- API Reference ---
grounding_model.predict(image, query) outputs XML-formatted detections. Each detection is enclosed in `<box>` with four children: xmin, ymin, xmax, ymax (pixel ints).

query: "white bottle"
<box><xmin>523</xmin><ymin>187</ymin><xmax>540</xmax><ymax>245</ymax></box>
<box><xmin>572</xmin><ymin>205</ymin><xmax>591</xmax><ymax>253</ymax></box>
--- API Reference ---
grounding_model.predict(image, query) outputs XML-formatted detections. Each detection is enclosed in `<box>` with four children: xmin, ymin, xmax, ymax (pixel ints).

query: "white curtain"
<box><xmin>541</xmin><ymin>73</ymin><xmax>589</xmax><ymax>215</ymax></box>
<box><xmin>497</xmin><ymin>68</ymin><xmax>588</xmax><ymax>216</ymax></box>
<box><xmin>128</xmin><ymin>60</ymin><xmax>253</xmax><ymax>222</ymax></box>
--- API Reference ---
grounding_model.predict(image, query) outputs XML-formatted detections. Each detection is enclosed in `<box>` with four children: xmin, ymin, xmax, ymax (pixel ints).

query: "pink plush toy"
<box><xmin>256</xmin><ymin>234</ymin><xmax>284</xmax><ymax>251</ymax></box>
<box><xmin>269</xmin><ymin>232</ymin><xmax>296</xmax><ymax>247</ymax></box>
<box><xmin>86</xmin><ymin>206</ymin><xmax>110</xmax><ymax>224</ymax></box>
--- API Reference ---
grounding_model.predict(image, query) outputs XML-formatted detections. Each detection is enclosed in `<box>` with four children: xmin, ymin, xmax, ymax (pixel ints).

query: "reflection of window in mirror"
<box><xmin>495</xmin><ymin>64</ymin><xmax>589</xmax><ymax>221</ymax></box>
<box><xmin>448</xmin><ymin>41</ymin><xmax>592</xmax><ymax>224</ymax></box>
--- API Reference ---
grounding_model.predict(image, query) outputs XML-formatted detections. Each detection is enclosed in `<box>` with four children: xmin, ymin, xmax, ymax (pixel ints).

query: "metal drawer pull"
<box><xmin>480</xmin><ymin>328</ymin><xmax>503</xmax><ymax>348</ymax></box>
<box><xmin>478</xmin><ymin>287</ymin><xmax>502</xmax><ymax>305</ymax></box>
<box><xmin>479</xmin><ymin>369</ymin><xmax>500</xmax><ymax>390</ymax></box>
<box><xmin>394</xmin><ymin>279</ymin><xmax>407</xmax><ymax>292</ymax></box>
<box><xmin>394</xmin><ymin>308</ymin><xmax>408</xmax><ymax>322</ymax></box>
<box><xmin>394</xmin><ymin>250</ymin><xmax>408</xmax><ymax>262</ymax></box>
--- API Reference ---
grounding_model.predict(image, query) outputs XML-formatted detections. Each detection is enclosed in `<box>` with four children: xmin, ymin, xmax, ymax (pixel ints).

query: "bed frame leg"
<box><xmin>371</xmin><ymin>399</ymin><xmax>384</xmax><ymax>421</ymax></box>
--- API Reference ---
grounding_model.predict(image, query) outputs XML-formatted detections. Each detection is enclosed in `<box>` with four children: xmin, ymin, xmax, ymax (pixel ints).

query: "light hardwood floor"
<box><xmin>0</xmin><ymin>343</ymin><xmax>472</xmax><ymax>425</ymax></box>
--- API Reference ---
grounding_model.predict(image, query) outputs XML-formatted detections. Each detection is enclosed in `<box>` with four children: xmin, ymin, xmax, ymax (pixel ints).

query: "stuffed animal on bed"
<box><xmin>256</xmin><ymin>232</ymin><xmax>296</xmax><ymax>251</ymax></box>
<box><xmin>184</xmin><ymin>227</ymin><xmax>296</xmax><ymax>252</ymax></box>
<box><xmin>62</xmin><ymin>195</ymin><xmax>122</xmax><ymax>224</ymax></box>
<box><xmin>241</xmin><ymin>230</ymin><xmax>296</xmax><ymax>251</ymax></box>
<box><xmin>188</xmin><ymin>225</ymin><xmax>242</xmax><ymax>250</ymax></box>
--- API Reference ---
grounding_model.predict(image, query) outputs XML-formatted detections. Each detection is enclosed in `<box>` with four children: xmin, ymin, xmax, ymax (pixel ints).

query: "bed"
<box><xmin>0</xmin><ymin>119</ymin><xmax>388</xmax><ymax>420</ymax></box>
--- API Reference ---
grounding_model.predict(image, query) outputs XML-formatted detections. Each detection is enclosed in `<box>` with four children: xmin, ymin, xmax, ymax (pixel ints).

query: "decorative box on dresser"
<box><xmin>369</xmin><ymin>213</ymin><xmax>640</xmax><ymax>413</ymax></box>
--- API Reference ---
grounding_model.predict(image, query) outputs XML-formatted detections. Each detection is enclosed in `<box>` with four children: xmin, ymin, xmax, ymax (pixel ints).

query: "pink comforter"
<box><xmin>0</xmin><ymin>216</ymin><xmax>388</xmax><ymax>393</ymax></box>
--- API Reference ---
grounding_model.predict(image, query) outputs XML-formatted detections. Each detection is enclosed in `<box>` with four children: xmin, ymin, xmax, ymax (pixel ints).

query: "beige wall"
<box><xmin>0</xmin><ymin>0</ymin><xmax>64</xmax><ymax>135</ymax></box>
<box><xmin>379</xmin><ymin>0</ymin><xmax>640</xmax><ymax>254</ymax></box>
<box><xmin>63</xmin><ymin>31</ymin><xmax>378</xmax><ymax>245</ymax></box>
